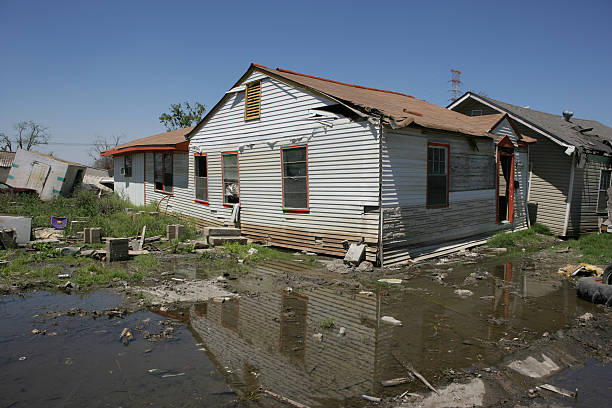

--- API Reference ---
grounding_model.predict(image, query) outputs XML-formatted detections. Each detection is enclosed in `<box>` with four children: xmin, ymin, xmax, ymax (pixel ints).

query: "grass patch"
<box><xmin>487</xmin><ymin>227</ymin><xmax>548</xmax><ymax>249</ymax></box>
<box><xmin>134</xmin><ymin>254</ymin><xmax>159</xmax><ymax>270</ymax></box>
<box><xmin>72</xmin><ymin>263</ymin><xmax>143</xmax><ymax>286</ymax></box>
<box><xmin>570</xmin><ymin>233</ymin><xmax>612</xmax><ymax>265</ymax></box>
<box><xmin>0</xmin><ymin>190</ymin><xmax>196</xmax><ymax>239</ymax></box>
<box><xmin>221</xmin><ymin>242</ymin><xmax>319</xmax><ymax>266</ymax></box>
<box><xmin>531</xmin><ymin>223</ymin><xmax>553</xmax><ymax>235</ymax></box>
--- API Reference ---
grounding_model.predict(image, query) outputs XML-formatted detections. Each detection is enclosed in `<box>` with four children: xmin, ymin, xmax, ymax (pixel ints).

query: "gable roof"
<box><xmin>187</xmin><ymin>64</ymin><xmax>502</xmax><ymax>140</ymax></box>
<box><xmin>450</xmin><ymin>92</ymin><xmax>612</xmax><ymax>155</ymax></box>
<box><xmin>101</xmin><ymin>127</ymin><xmax>193</xmax><ymax>156</ymax></box>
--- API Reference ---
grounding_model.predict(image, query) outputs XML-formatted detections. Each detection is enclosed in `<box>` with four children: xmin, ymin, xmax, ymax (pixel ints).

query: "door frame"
<box><xmin>496</xmin><ymin>137</ymin><xmax>515</xmax><ymax>224</ymax></box>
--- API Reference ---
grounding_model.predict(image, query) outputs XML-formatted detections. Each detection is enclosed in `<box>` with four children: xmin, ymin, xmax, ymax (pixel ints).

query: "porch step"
<box><xmin>203</xmin><ymin>227</ymin><xmax>241</xmax><ymax>237</ymax></box>
<box><xmin>209</xmin><ymin>236</ymin><xmax>248</xmax><ymax>246</ymax></box>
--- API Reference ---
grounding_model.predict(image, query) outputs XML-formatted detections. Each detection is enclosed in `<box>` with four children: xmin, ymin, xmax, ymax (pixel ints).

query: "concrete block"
<box><xmin>204</xmin><ymin>227</ymin><xmax>241</xmax><ymax>237</ymax></box>
<box><xmin>70</xmin><ymin>220</ymin><xmax>84</xmax><ymax>232</ymax></box>
<box><xmin>208</xmin><ymin>236</ymin><xmax>247</xmax><ymax>246</ymax></box>
<box><xmin>0</xmin><ymin>216</ymin><xmax>32</xmax><ymax>245</ymax></box>
<box><xmin>83</xmin><ymin>227</ymin><xmax>101</xmax><ymax>244</ymax></box>
<box><xmin>344</xmin><ymin>243</ymin><xmax>366</xmax><ymax>266</ymax></box>
<box><xmin>106</xmin><ymin>238</ymin><xmax>129</xmax><ymax>262</ymax></box>
<box><xmin>166</xmin><ymin>224</ymin><xmax>185</xmax><ymax>241</ymax></box>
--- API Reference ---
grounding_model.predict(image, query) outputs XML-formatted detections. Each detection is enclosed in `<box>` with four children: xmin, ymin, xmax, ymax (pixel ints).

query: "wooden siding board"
<box><xmin>568</xmin><ymin>159</ymin><xmax>609</xmax><ymax>235</ymax></box>
<box><xmin>381</xmin><ymin>128</ymin><xmax>503</xmax><ymax>264</ymax></box>
<box><xmin>151</xmin><ymin>72</ymin><xmax>380</xmax><ymax>258</ymax></box>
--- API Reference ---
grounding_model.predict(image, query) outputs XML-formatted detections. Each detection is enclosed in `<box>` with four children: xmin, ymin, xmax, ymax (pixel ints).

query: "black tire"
<box><xmin>603</xmin><ymin>263</ymin><xmax>612</xmax><ymax>285</ymax></box>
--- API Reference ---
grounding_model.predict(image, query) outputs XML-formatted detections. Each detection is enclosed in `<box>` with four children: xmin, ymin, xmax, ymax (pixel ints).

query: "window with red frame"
<box><xmin>154</xmin><ymin>152</ymin><xmax>173</xmax><ymax>193</ymax></box>
<box><xmin>427</xmin><ymin>144</ymin><xmax>448</xmax><ymax>207</ymax></box>
<box><xmin>194</xmin><ymin>154</ymin><xmax>208</xmax><ymax>201</ymax></box>
<box><xmin>222</xmin><ymin>153</ymin><xmax>239</xmax><ymax>204</ymax></box>
<box><xmin>282</xmin><ymin>146</ymin><xmax>308</xmax><ymax>210</ymax></box>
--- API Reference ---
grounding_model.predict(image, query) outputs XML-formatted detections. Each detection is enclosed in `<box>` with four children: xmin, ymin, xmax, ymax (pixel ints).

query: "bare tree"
<box><xmin>88</xmin><ymin>134</ymin><xmax>123</xmax><ymax>170</ymax></box>
<box><xmin>0</xmin><ymin>121</ymin><xmax>50</xmax><ymax>151</ymax></box>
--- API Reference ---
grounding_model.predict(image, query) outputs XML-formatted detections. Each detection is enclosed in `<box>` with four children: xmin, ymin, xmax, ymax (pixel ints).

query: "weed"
<box><xmin>134</xmin><ymin>254</ymin><xmax>159</xmax><ymax>270</ymax></box>
<box><xmin>487</xmin><ymin>228</ymin><xmax>546</xmax><ymax>249</ymax></box>
<box><xmin>0</xmin><ymin>191</ymin><xmax>196</xmax><ymax>239</ymax></box>
<box><xmin>319</xmin><ymin>318</ymin><xmax>336</xmax><ymax>329</ymax></box>
<box><xmin>570</xmin><ymin>233</ymin><xmax>612</xmax><ymax>265</ymax></box>
<box><xmin>31</xmin><ymin>242</ymin><xmax>58</xmax><ymax>261</ymax></box>
<box><xmin>72</xmin><ymin>263</ymin><xmax>143</xmax><ymax>287</ymax></box>
<box><xmin>531</xmin><ymin>223</ymin><xmax>553</xmax><ymax>236</ymax></box>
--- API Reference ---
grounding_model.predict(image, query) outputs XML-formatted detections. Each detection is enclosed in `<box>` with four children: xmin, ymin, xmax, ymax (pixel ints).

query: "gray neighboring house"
<box><xmin>0</xmin><ymin>151</ymin><xmax>16</xmax><ymax>183</ymax></box>
<box><xmin>449</xmin><ymin>93</ymin><xmax>612</xmax><ymax>236</ymax></box>
<box><xmin>7</xmin><ymin>149</ymin><xmax>86</xmax><ymax>200</ymax></box>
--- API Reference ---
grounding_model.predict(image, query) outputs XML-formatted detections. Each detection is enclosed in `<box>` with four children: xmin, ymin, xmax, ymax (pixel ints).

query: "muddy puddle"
<box><xmin>1</xmin><ymin>255</ymin><xmax>610</xmax><ymax>407</ymax></box>
<box><xmin>0</xmin><ymin>291</ymin><xmax>236</xmax><ymax>407</ymax></box>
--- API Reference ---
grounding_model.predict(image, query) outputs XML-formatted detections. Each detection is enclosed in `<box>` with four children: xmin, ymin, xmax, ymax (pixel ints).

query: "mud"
<box><xmin>1</xmin><ymin>248</ymin><xmax>611</xmax><ymax>407</ymax></box>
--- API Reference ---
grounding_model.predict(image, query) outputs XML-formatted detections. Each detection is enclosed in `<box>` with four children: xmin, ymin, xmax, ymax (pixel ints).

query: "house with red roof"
<box><xmin>105</xmin><ymin>64</ymin><xmax>535</xmax><ymax>265</ymax></box>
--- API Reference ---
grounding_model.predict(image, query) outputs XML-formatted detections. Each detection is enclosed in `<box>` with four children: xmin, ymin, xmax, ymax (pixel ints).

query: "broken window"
<box><xmin>244</xmin><ymin>81</ymin><xmax>261</xmax><ymax>121</ymax></box>
<box><xmin>124</xmin><ymin>154</ymin><xmax>132</xmax><ymax>177</ymax></box>
<box><xmin>222</xmin><ymin>152</ymin><xmax>239</xmax><ymax>205</ymax></box>
<box><xmin>596</xmin><ymin>169</ymin><xmax>612</xmax><ymax>214</ymax></box>
<box><xmin>154</xmin><ymin>152</ymin><xmax>173</xmax><ymax>193</ymax></box>
<box><xmin>427</xmin><ymin>144</ymin><xmax>449</xmax><ymax>208</ymax></box>
<box><xmin>194</xmin><ymin>154</ymin><xmax>208</xmax><ymax>202</ymax></box>
<box><xmin>282</xmin><ymin>146</ymin><xmax>308</xmax><ymax>210</ymax></box>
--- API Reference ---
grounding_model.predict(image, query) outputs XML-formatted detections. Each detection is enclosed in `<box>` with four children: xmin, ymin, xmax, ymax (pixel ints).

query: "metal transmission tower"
<box><xmin>450</xmin><ymin>69</ymin><xmax>462</xmax><ymax>102</ymax></box>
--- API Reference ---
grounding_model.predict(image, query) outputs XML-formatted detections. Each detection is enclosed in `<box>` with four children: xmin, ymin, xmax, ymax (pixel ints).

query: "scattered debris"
<box><xmin>578</xmin><ymin>312</ymin><xmax>593</xmax><ymax>322</ymax></box>
<box><xmin>355</xmin><ymin>260</ymin><xmax>374</xmax><ymax>273</ymax></box>
<box><xmin>381</xmin><ymin>377</ymin><xmax>413</xmax><ymax>387</ymax></box>
<box><xmin>358</xmin><ymin>291</ymin><xmax>374</xmax><ymax>296</ymax></box>
<box><xmin>378</xmin><ymin>278</ymin><xmax>402</xmax><ymax>284</ymax></box>
<box><xmin>507</xmin><ymin>353</ymin><xmax>560</xmax><ymax>378</ymax></box>
<box><xmin>381</xmin><ymin>316</ymin><xmax>402</xmax><ymax>326</ymax></box>
<box><xmin>361</xmin><ymin>395</ymin><xmax>381</xmax><ymax>402</ymax></box>
<box><xmin>393</xmin><ymin>353</ymin><xmax>437</xmax><ymax>395</ymax></box>
<box><xmin>337</xmin><ymin>327</ymin><xmax>346</xmax><ymax>337</ymax></box>
<box><xmin>344</xmin><ymin>243</ymin><xmax>366</xmax><ymax>266</ymax></box>
<box><xmin>537</xmin><ymin>383</ymin><xmax>577</xmax><ymax>399</ymax></box>
<box><xmin>454</xmin><ymin>289</ymin><xmax>474</xmax><ymax>298</ymax></box>
<box><xmin>261</xmin><ymin>388</ymin><xmax>311</xmax><ymax>408</ymax></box>
<box><xmin>58</xmin><ymin>246</ymin><xmax>81</xmax><ymax>256</ymax></box>
<box><xmin>558</xmin><ymin>263</ymin><xmax>603</xmax><ymax>278</ymax></box>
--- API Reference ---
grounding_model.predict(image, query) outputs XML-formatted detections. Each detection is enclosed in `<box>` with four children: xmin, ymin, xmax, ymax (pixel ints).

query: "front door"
<box><xmin>26</xmin><ymin>162</ymin><xmax>51</xmax><ymax>193</ymax></box>
<box><xmin>497</xmin><ymin>150</ymin><xmax>515</xmax><ymax>223</ymax></box>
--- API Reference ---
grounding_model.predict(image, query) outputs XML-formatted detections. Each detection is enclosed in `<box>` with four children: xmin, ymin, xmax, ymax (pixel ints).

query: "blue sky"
<box><xmin>1</xmin><ymin>0</ymin><xmax>611</xmax><ymax>164</ymax></box>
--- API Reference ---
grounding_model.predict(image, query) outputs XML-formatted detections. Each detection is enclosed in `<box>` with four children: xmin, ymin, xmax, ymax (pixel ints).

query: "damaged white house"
<box><xmin>105</xmin><ymin>64</ymin><xmax>536</xmax><ymax>265</ymax></box>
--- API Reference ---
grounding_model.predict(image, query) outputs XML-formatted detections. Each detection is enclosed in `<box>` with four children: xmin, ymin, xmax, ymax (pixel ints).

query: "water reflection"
<box><xmin>187</xmin><ymin>260</ymin><xmax>597</xmax><ymax>407</ymax></box>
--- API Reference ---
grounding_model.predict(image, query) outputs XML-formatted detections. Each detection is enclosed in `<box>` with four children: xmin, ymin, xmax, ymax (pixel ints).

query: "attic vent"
<box><xmin>244</xmin><ymin>81</ymin><xmax>261</xmax><ymax>121</ymax></box>
<box><xmin>470</xmin><ymin>109</ymin><xmax>483</xmax><ymax>116</ymax></box>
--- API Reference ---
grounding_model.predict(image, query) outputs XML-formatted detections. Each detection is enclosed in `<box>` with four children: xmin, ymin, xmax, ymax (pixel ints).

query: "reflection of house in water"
<box><xmin>189</xmin><ymin>261</ymin><xmax>587</xmax><ymax>406</ymax></box>
<box><xmin>191</xmin><ymin>287</ymin><xmax>382</xmax><ymax>406</ymax></box>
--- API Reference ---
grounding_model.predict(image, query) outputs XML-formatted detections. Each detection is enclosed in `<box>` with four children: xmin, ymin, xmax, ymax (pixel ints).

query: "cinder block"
<box><xmin>70</xmin><ymin>221</ymin><xmax>84</xmax><ymax>232</ymax></box>
<box><xmin>166</xmin><ymin>224</ymin><xmax>185</xmax><ymax>241</ymax></box>
<box><xmin>204</xmin><ymin>227</ymin><xmax>241</xmax><ymax>237</ymax></box>
<box><xmin>83</xmin><ymin>227</ymin><xmax>102</xmax><ymax>244</ymax></box>
<box><xmin>344</xmin><ymin>243</ymin><xmax>366</xmax><ymax>266</ymax></box>
<box><xmin>106</xmin><ymin>238</ymin><xmax>129</xmax><ymax>262</ymax></box>
<box><xmin>208</xmin><ymin>236</ymin><xmax>247</xmax><ymax>246</ymax></box>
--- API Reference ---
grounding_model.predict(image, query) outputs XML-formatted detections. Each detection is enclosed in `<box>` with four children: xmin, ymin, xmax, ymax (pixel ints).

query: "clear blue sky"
<box><xmin>1</xmin><ymin>0</ymin><xmax>611</xmax><ymax>164</ymax></box>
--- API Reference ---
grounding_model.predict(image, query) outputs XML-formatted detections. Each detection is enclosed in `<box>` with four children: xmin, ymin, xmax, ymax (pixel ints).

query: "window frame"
<box><xmin>596</xmin><ymin>168</ymin><xmax>612</xmax><ymax>214</ymax></box>
<box><xmin>281</xmin><ymin>145</ymin><xmax>310</xmax><ymax>213</ymax></box>
<box><xmin>193</xmin><ymin>153</ymin><xmax>208</xmax><ymax>205</ymax></box>
<box><xmin>426</xmin><ymin>142</ymin><xmax>450</xmax><ymax>209</ymax></box>
<box><xmin>153</xmin><ymin>151</ymin><xmax>173</xmax><ymax>194</ymax></box>
<box><xmin>221</xmin><ymin>151</ymin><xmax>240</xmax><ymax>208</ymax></box>
<box><xmin>244</xmin><ymin>81</ymin><xmax>261</xmax><ymax>121</ymax></box>
<box><xmin>471</xmin><ymin>109</ymin><xmax>483</xmax><ymax>116</ymax></box>
<box><xmin>123</xmin><ymin>154</ymin><xmax>132</xmax><ymax>178</ymax></box>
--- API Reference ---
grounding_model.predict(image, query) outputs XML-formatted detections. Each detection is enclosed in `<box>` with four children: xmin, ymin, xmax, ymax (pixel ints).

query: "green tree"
<box><xmin>158</xmin><ymin>101</ymin><xmax>206</xmax><ymax>131</ymax></box>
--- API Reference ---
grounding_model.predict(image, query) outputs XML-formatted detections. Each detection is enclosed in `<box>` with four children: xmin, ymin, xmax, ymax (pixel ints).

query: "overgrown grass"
<box><xmin>0</xmin><ymin>190</ymin><xmax>196</xmax><ymax>239</ymax></box>
<box><xmin>72</xmin><ymin>263</ymin><xmax>142</xmax><ymax>286</ymax></box>
<box><xmin>487</xmin><ymin>223</ymin><xmax>552</xmax><ymax>248</ymax></box>
<box><xmin>220</xmin><ymin>242</ymin><xmax>319</xmax><ymax>266</ymax></box>
<box><xmin>570</xmin><ymin>233</ymin><xmax>612</xmax><ymax>265</ymax></box>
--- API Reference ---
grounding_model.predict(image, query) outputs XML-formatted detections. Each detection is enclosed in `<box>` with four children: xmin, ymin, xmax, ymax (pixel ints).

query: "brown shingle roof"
<box><xmin>102</xmin><ymin>127</ymin><xmax>193</xmax><ymax>156</ymax></box>
<box><xmin>253</xmin><ymin>64</ymin><xmax>497</xmax><ymax>138</ymax></box>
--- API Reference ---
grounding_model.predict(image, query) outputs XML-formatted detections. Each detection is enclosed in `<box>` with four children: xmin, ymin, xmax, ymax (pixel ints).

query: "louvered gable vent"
<box><xmin>244</xmin><ymin>81</ymin><xmax>261</xmax><ymax>121</ymax></box>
